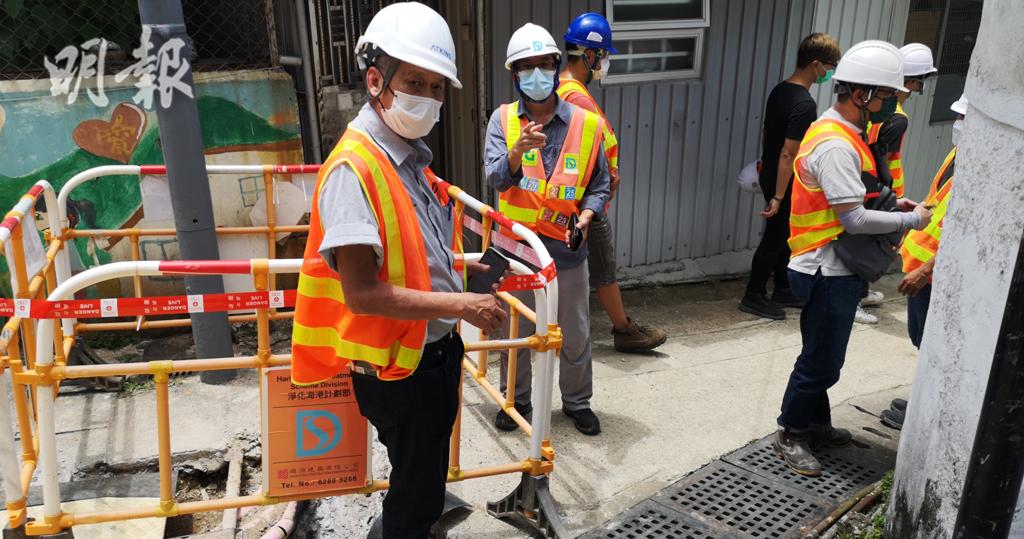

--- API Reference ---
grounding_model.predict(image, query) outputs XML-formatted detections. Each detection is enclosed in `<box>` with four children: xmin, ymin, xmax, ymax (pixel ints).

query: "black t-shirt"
<box><xmin>758</xmin><ymin>81</ymin><xmax>817</xmax><ymax>199</ymax></box>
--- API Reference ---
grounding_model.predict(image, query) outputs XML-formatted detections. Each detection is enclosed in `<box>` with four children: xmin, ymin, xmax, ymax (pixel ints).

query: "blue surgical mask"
<box><xmin>816</xmin><ymin>68</ymin><xmax>834</xmax><ymax>84</ymax></box>
<box><xmin>516</xmin><ymin>67</ymin><xmax>557</xmax><ymax>102</ymax></box>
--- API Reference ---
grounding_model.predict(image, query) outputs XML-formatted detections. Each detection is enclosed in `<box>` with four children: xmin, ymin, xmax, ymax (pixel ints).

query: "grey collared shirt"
<box><xmin>484</xmin><ymin>97</ymin><xmax>612</xmax><ymax>269</ymax></box>
<box><xmin>317</xmin><ymin>103</ymin><xmax>461</xmax><ymax>342</ymax></box>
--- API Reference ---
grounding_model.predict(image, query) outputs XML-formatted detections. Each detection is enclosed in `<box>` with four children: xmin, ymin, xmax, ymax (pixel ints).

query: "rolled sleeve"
<box><xmin>316</xmin><ymin>165</ymin><xmax>383</xmax><ymax>271</ymax></box>
<box><xmin>484</xmin><ymin>108</ymin><xmax>521</xmax><ymax>192</ymax></box>
<box><xmin>581</xmin><ymin>148</ymin><xmax>611</xmax><ymax>216</ymax></box>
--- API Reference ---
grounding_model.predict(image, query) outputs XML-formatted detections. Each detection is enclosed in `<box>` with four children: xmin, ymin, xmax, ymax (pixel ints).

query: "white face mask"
<box><xmin>951</xmin><ymin>119</ymin><xmax>964</xmax><ymax>146</ymax></box>
<box><xmin>593</xmin><ymin>57</ymin><xmax>611</xmax><ymax>81</ymax></box>
<box><xmin>379</xmin><ymin>89</ymin><xmax>442</xmax><ymax>139</ymax></box>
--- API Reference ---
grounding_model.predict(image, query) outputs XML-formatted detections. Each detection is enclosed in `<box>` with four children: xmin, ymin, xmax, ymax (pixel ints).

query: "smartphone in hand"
<box><xmin>567</xmin><ymin>213</ymin><xmax>584</xmax><ymax>251</ymax></box>
<box><xmin>468</xmin><ymin>248</ymin><xmax>511</xmax><ymax>294</ymax></box>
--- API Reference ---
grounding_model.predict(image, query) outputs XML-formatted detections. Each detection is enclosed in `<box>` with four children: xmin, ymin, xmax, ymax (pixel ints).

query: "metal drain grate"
<box><xmin>654</xmin><ymin>462</ymin><xmax>828</xmax><ymax>538</ymax></box>
<box><xmin>723</xmin><ymin>437</ymin><xmax>887</xmax><ymax>501</ymax></box>
<box><xmin>580</xmin><ymin>500</ymin><xmax>722</xmax><ymax>539</ymax></box>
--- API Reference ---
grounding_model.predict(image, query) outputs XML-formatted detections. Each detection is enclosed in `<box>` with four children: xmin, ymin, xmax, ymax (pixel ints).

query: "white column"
<box><xmin>887</xmin><ymin>1</ymin><xmax>1024</xmax><ymax>536</ymax></box>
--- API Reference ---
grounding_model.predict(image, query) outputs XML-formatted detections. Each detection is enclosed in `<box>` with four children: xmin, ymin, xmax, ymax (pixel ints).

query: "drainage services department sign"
<box><xmin>261</xmin><ymin>366</ymin><xmax>370</xmax><ymax>497</ymax></box>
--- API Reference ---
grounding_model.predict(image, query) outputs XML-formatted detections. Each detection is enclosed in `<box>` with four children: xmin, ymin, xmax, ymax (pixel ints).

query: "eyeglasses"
<box><xmin>517</xmin><ymin>59</ymin><xmax>559</xmax><ymax>72</ymax></box>
<box><xmin>873</xmin><ymin>88</ymin><xmax>896</xmax><ymax>100</ymax></box>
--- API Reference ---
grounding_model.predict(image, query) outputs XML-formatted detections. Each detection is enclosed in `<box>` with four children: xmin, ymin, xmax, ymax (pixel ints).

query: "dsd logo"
<box><xmin>296</xmin><ymin>410</ymin><xmax>341</xmax><ymax>457</ymax></box>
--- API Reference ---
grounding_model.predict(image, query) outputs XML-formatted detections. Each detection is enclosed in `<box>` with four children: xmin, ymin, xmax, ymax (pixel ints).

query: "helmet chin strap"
<box><xmin>370</xmin><ymin>61</ymin><xmax>400</xmax><ymax>108</ymax></box>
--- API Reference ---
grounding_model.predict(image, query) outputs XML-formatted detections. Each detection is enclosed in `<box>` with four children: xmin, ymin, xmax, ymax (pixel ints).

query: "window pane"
<box><xmin>608</xmin><ymin>35</ymin><xmax>698</xmax><ymax>77</ymax></box>
<box><xmin>611</xmin><ymin>0</ymin><xmax>703</xmax><ymax>23</ymax></box>
<box><xmin>630</xmin><ymin>39</ymin><xmax>664</xmax><ymax>54</ymax></box>
<box><xmin>664</xmin><ymin>54</ymin><xmax>694</xmax><ymax>71</ymax></box>
<box><xmin>664</xmin><ymin>38</ymin><xmax>695</xmax><ymax>54</ymax></box>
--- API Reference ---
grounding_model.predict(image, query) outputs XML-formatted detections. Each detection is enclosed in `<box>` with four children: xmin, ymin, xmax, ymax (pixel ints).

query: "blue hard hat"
<box><xmin>564</xmin><ymin>12</ymin><xmax>617</xmax><ymax>54</ymax></box>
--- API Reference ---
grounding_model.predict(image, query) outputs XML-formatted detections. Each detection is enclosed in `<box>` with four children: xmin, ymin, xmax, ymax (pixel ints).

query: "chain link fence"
<box><xmin>0</xmin><ymin>0</ymin><xmax>275</xmax><ymax>80</ymax></box>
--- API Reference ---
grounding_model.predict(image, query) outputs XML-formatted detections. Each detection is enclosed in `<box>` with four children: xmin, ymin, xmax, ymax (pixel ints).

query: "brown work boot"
<box><xmin>773</xmin><ymin>429</ymin><xmax>822</xmax><ymax>477</ymax></box>
<box><xmin>808</xmin><ymin>424</ymin><xmax>853</xmax><ymax>448</ymax></box>
<box><xmin>612</xmin><ymin>318</ymin><xmax>668</xmax><ymax>353</ymax></box>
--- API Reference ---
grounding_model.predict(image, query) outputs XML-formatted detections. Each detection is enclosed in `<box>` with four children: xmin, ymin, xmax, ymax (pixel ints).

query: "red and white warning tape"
<box><xmin>461</xmin><ymin>216</ymin><xmax>555</xmax><ymax>292</ymax></box>
<box><xmin>0</xmin><ymin>290</ymin><xmax>297</xmax><ymax>319</ymax></box>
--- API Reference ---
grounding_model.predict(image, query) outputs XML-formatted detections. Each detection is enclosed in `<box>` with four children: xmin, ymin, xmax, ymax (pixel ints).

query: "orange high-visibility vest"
<box><xmin>556</xmin><ymin>78</ymin><xmax>619</xmax><ymax>172</ymax></box>
<box><xmin>867</xmin><ymin>102</ymin><xmax>907</xmax><ymax>198</ymax></box>
<box><xmin>789</xmin><ymin>118</ymin><xmax>879</xmax><ymax>257</ymax></box>
<box><xmin>900</xmin><ymin>147</ymin><xmax>955</xmax><ymax>276</ymax></box>
<box><xmin>291</xmin><ymin>127</ymin><xmax>460</xmax><ymax>384</ymax></box>
<box><xmin>497</xmin><ymin>100</ymin><xmax>605</xmax><ymax>241</ymax></box>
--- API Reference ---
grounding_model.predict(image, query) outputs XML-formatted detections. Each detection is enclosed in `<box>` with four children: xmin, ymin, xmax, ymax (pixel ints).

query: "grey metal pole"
<box><xmin>137</xmin><ymin>0</ymin><xmax>235</xmax><ymax>383</ymax></box>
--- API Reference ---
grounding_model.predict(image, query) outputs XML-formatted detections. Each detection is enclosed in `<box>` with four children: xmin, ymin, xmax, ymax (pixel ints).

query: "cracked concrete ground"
<box><xmin>45</xmin><ymin>274</ymin><xmax>916</xmax><ymax>537</ymax></box>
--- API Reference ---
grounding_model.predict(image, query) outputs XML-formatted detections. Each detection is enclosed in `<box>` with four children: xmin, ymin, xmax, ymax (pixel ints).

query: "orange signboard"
<box><xmin>261</xmin><ymin>366</ymin><xmax>370</xmax><ymax>497</ymax></box>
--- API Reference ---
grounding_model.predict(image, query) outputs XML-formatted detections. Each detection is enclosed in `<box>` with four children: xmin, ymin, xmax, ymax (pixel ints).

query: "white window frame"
<box><xmin>605</xmin><ymin>0</ymin><xmax>711</xmax><ymax>31</ymax></box>
<box><xmin>601</xmin><ymin>28</ymin><xmax>705</xmax><ymax>84</ymax></box>
<box><xmin>602</xmin><ymin>0</ymin><xmax>709</xmax><ymax>84</ymax></box>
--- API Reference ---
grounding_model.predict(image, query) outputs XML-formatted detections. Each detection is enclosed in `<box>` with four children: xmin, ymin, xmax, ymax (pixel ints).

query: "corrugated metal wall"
<box><xmin>485</xmin><ymin>0</ymin><xmax>952</xmax><ymax>277</ymax></box>
<box><xmin>486</xmin><ymin>0</ymin><xmax>813</xmax><ymax>276</ymax></box>
<box><xmin>808</xmin><ymin>0</ymin><xmax>954</xmax><ymax>202</ymax></box>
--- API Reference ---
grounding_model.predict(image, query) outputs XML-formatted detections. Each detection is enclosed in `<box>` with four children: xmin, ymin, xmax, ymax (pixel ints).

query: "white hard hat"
<box><xmin>951</xmin><ymin>94</ymin><xmax>969</xmax><ymax>115</ymax></box>
<box><xmin>736</xmin><ymin>160</ymin><xmax>762</xmax><ymax>194</ymax></box>
<box><xmin>899</xmin><ymin>43</ymin><xmax>938</xmax><ymax>77</ymax></box>
<box><xmin>356</xmin><ymin>2</ymin><xmax>461</xmax><ymax>88</ymax></box>
<box><xmin>834</xmin><ymin>40</ymin><xmax>909</xmax><ymax>93</ymax></box>
<box><xmin>505</xmin><ymin>23</ymin><xmax>561</xmax><ymax>70</ymax></box>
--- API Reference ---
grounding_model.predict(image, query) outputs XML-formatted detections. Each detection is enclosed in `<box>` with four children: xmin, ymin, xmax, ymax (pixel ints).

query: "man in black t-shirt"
<box><xmin>739</xmin><ymin>33</ymin><xmax>842</xmax><ymax>320</ymax></box>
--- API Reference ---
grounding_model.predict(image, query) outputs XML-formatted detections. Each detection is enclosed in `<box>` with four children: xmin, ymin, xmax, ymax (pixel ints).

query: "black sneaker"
<box><xmin>494</xmin><ymin>402</ymin><xmax>532</xmax><ymax>432</ymax></box>
<box><xmin>739</xmin><ymin>292</ymin><xmax>786</xmax><ymax>320</ymax></box>
<box><xmin>773</xmin><ymin>430</ymin><xmax>822</xmax><ymax>477</ymax></box>
<box><xmin>881</xmin><ymin>408</ymin><xmax>905</xmax><ymax>430</ymax></box>
<box><xmin>808</xmin><ymin>424</ymin><xmax>852</xmax><ymax>448</ymax></box>
<box><xmin>563</xmin><ymin>408</ymin><xmax>601</xmax><ymax>435</ymax></box>
<box><xmin>771</xmin><ymin>288</ymin><xmax>805</xmax><ymax>309</ymax></box>
<box><xmin>891</xmin><ymin>398</ymin><xmax>908</xmax><ymax>412</ymax></box>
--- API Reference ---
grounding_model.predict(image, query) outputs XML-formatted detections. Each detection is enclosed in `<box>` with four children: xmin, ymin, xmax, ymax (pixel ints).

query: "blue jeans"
<box><xmin>778</xmin><ymin>269</ymin><xmax>865</xmax><ymax>429</ymax></box>
<box><xmin>907</xmin><ymin>284</ymin><xmax>932</xmax><ymax>348</ymax></box>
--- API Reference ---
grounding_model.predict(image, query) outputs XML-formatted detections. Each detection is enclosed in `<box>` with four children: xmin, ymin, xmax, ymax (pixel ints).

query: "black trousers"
<box><xmin>747</xmin><ymin>181</ymin><xmax>793</xmax><ymax>295</ymax></box>
<box><xmin>351</xmin><ymin>332</ymin><xmax>464</xmax><ymax>539</ymax></box>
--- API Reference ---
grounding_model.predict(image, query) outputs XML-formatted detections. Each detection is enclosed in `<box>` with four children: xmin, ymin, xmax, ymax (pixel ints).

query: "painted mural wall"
<box><xmin>0</xmin><ymin>69</ymin><xmax>309</xmax><ymax>297</ymax></box>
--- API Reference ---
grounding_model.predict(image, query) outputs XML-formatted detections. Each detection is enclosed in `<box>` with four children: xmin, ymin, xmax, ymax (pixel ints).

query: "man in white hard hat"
<box><xmin>484</xmin><ymin>23</ymin><xmax>611</xmax><ymax>435</ymax></box>
<box><xmin>291</xmin><ymin>3</ymin><xmax>506</xmax><ymax>537</ymax></box>
<box><xmin>881</xmin><ymin>94</ymin><xmax>968</xmax><ymax>431</ymax></box>
<box><xmin>855</xmin><ymin>42</ymin><xmax>940</xmax><ymax>325</ymax></box>
<box><xmin>775</xmin><ymin>40</ymin><xmax>933</xmax><ymax>476</ymax></box>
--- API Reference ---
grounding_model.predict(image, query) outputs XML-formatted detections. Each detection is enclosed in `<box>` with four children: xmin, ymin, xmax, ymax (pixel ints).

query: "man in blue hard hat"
<box><xmin>558</xmin><ymin>12</ymin><xmax>668</xmax><ymax>354</ymax></box>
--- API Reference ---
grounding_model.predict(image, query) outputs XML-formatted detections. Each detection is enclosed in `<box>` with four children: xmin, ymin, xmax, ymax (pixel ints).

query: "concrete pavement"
<box><xmin>43</xmin><ymin>274</ymin><xmax>918</xmax><ymax>537</ymax></box>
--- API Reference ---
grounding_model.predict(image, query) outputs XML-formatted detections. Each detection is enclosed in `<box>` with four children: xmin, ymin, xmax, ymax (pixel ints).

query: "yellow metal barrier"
<box><xmin>0</xmin><ymin>167</ymin><xmax>569</xmax><ymax>537</ymax></box>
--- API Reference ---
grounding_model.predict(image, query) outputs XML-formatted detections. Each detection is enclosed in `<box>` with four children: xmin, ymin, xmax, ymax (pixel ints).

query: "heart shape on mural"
<box><xmin>72</xmin><ymin>103</ymin><xmax>148</xmax><ymax>163</ymax></box>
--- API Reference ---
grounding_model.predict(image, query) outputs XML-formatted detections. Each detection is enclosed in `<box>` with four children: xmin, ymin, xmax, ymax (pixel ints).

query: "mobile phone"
<box><xmin>567</xmin><ymin>214</ymin><xmax>584</xmax><ymax>251</ymax></box>
<box><xmin>468</xmin><ymin>248</ymin><xmax>510</xmax><ymax>294</ymax></box>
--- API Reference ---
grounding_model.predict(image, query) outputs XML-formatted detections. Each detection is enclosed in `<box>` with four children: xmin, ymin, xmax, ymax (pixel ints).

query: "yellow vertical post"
<box><xmin>449</xmin><ymin>359</ymin><xmax>464</xmax><ymax>478</ymax></box>
<box><xmin>252</xmin><ymin>260</ymin><xmax>271</xmax><ymax>367</ymax></box>
<box><xmin>481</xmin><ymin>214</ymin><xmax>493</xmax><ymax>252</ymax></box>
<box><xmin>6</xmin><ymin>333</ymin><xmax>36</xmax><ymax>488</ymax></box>
<box><xmin>261</xmin><ymin>168</ymin><xmax>278</xmax><ymax>300</ymax></box>
<box><xmin>42</xmin><ymin>263</ymin><xmax>66</xmax><ymax>369</ymax></box>
<box><xmin>130</xmin><ymin>233</ymin><xmax>145</xmax><ymax>328</ymax></box>
<box><xmin>153</xmin><ymin>365</ymin><xmax>175</xmax><ymax>515</ymax></box>
<box><xmin>9</xmin><ymin>222</ymin><xmax>36</xmax><ymax>369</ymax></box>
